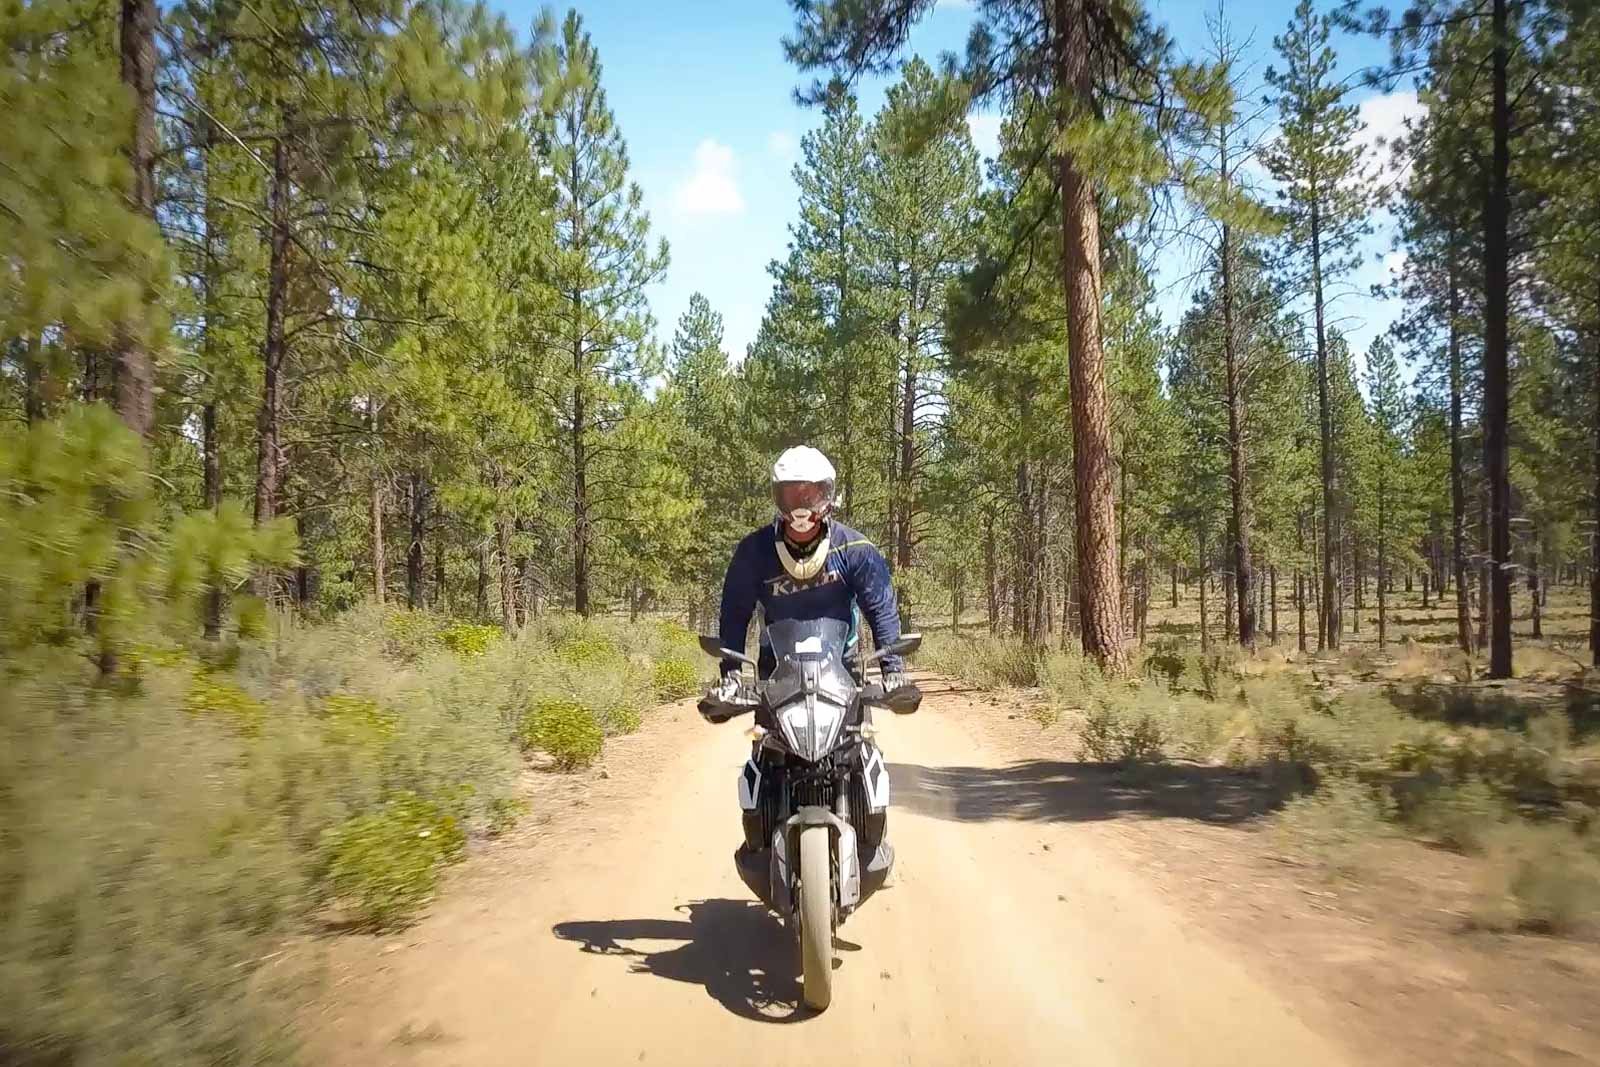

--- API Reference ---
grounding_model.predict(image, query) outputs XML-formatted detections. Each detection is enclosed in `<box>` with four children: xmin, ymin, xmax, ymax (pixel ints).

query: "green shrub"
<box><xmin>440</xmin><ymin>622</ymin><xmax>500</xmax><ymax>658</ymax></box>
<box><xmin>1474</xmin><ymin>823</ymin><xmax>1600</xmax><ymax>933</ymax></box>
<box><xmin>1273</xmin><ymin>774</ymin><xmax>1394</xmax><ymax>876</ymax></box>
<box><xmin>1405</xmin><ymin>780</ymin><xmax>1507</xmax><ymax>854</ymax></box>
<box><xmin>185</xmin><ymin>674</ymin><xmax>266</xmax><ymax>737</ymax></box>
<box><xmin>321</xmin><ymin>693</ymin><xmax>397</xmax><ymax>745</ymax></box>
<box><xmin>382</xmin><ymin>609</ymin><xmax>442</xmax><ymax>661</ymax></box>
<box><xmin>1075</xmin><ymin>705</ymin><xmax>1166</xmax><ymax>764</ymax></box>
<box><xmin>324</xmin><ymin>791</ymin><xmax>466</xmax><ymax>929</ymax></box>
<box><xmin>652</xmin><ymin>658</ymin><xmax>700</xmax><ymax>702</ymax></box>
<box><xmin>602</xmin><ymin>705</ymin><xmax>643</xmax><ymax>734</ymax></box>
<box><xmin>520</xmin><ymin>699</ymin><xmax>604</xmax><ymax>770</ymax></box>
<box><xmin>555</xmin><ymin>631</ymin><xmax>619</xmax><ymax>666</ymax></box>
<box><xmin>1078</xmin><ymin>707</ymin><xmax>1120</xmax><ymax>762</ymax></box>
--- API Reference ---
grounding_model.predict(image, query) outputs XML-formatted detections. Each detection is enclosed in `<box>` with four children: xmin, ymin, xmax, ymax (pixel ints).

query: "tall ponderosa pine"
<box><xmin>784</xmin><ymin>0</ymin><xmax>1174</xmax><ymax>671</ymax></box>
<box><xmin>1177</xmin><ymin>24</ymin><xmax>1281</xmax><ymax>649</ymax></box>
<box><xmin>540</xmin><ymin>11</ymin><xmax>668</xmax><ymax>616</ymax></box>
<box><xmin>1264</xmin><ymin>0</ymin><xmax>1374</xmax><ymax>650</ymax></box>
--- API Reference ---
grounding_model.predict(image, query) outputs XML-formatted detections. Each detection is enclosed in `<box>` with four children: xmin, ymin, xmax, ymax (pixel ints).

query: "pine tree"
<box><xmin>538</xmin><ymin>11</ymin><xmax>669</xmax><ymax>616</ymax></box>
<box><xmin>784</xmin><ymin>0</ymin><xmax>1175</xmax><ymax>672</ymax></box>
<box><xmin>1264</xmin><ymin>0</ymin><xmax>1375</xmax><ymax>650</ymax></box>
<box><xmin>1177</xmin><ymin>22</ymin><xmax>1281</xmax><ymax>649</ymax></box>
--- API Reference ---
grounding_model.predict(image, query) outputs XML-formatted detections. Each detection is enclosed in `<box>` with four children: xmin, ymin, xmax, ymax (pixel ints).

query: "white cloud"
<box><xmin>767</xmin><ymin>130</ymin><xmax>798</xmax><ymax>163</ymax></box>
<box><xmin>1358</xmin><ymin>89</ymin><xmax>1426</xmax><ymax>181</ymax></box>
<box><xmin>966</xmin><ymin>112</ymin><xmax>1002</xmax><ymax>161</ymax></box>
<box><xmin>672</xmin><ymin>139</ymin><xmax>746</xmax><ymax>218</ymax></box>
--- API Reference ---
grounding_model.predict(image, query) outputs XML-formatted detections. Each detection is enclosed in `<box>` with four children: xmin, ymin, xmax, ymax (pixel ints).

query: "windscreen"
<box><xmin>765</xmin><ymin>617</ymin><xmax>850</xmax><ymax>663</ymax></box>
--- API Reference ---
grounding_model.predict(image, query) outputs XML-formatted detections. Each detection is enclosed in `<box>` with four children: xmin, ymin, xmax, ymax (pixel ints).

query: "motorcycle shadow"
<box><xmin>552</xmin><ymin>899</ymin><xmax>811</xmax><ymax>1023</ymax></box>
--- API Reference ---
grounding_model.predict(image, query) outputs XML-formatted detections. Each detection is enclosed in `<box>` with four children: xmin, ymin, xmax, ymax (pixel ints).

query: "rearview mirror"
<box><xmin>864</xmin><ymin>632</ymin><xmax>922</xmax><ymax>665</ymax></box>
<box><xmin>698</xmin><ymin>634</ymin><xmax>755</xmax><ymax>666</ymax></box>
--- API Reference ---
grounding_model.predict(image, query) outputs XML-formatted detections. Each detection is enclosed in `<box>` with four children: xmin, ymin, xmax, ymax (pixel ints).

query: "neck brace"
<box><xmin>776</xmin><ymin>527</ymin><xmax>829</xmax><ymax>581</ymax></box>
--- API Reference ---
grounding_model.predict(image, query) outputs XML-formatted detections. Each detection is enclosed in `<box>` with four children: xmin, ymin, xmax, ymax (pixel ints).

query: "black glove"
<box><xmin>697</xmin><ymin>674</ymin><xmax>746</xmax><ymax>723</ymax></box>
<box><xmin>881</xmin><ymin>669</ymin><xmax>921</xmax><ymax>715</ymax></box>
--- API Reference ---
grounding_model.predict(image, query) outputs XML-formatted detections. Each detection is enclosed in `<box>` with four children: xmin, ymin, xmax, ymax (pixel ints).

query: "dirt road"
<box><xmin>306</xmin><ymin>676</ymin><xmax>1351</xmax><ymax>1066</ymax></box>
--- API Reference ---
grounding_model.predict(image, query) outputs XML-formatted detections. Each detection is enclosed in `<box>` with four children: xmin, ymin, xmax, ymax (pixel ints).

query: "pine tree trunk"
<box><xmin>114</xmin><ymin>0</ymin><xmax>157</xmax><ymax>439</ymax></box>
<box><xmin>371</xmin><ymin>475</ymin><xmax>386</xmax><ymax>608</ymax></box>
<box><xmin>572</xmin><ymin>372</ymin><xmax>591</xmax><ymax>617</ymax></box>
<box><xmin>1449</xmin><ymin>247</ymin><xmax>1473</xmax><ymax>655</ymax></box>
<box><xmin>1224</xmin><ymin>567</ymin><xmax>1235</xmax><ymax>642</ymax></box>
<box><xmin>23</xmin><ymin>334</ymin><xmax>44</xmax><ymax>423</ymax></box>
<box><xmin>1483</xmin><ymin>0</ymin><xmax>1513</xmax><ymax>678</ymax></box>
<box><xmin>1592</xmin><ymin>286</ymin><xmax>1600</xmax><ymax>666</ymax></box>
<box><xmin>984</xmin><ymin>510</ymin><xmax>999</xmax><ymax>634</ymax></box>
<box><xmin>1271</xmin><ymin>565</ymin><xmax>1279</xmax><ymax>644</ymax></box>
<box><xmin>1352</xmin><ymin>538</ymin><xmax>1363</xmax><ymax>635</ymax></box>
<box><xmin>1054</xmin><ymin>0</ymin><xmax>1124</xmax><ymax>670</ymax></box>
<box><xmin>434</xmin><ymin>518</ymin><xmax>446</xmax><ymax>612</ymax></box>
<box><xmin>1530</xmin><ymin>541</ymin><xmax>1543</xmax><ymax>640</ymax></box>
<box><xmin>476</xmin><ymin>541</ymin><xmax>489</xmax><ymax>621</ymax></box>
<box><xmin>896</xmin><ymin>330</ymin><xmax>917</xmax><ymax>572</ymax></box>
<box><xmin>1198</xmin><ymin>525</ymin><xmax>1210</xmax><ymax>652</ymax></box>
<box><xmin>407</xmin><ymin>473</ymin><xmax>425</xmax><ymax>610</ymax></box>
<box><xmin>203</xmin><ymin>400</ymin><xmax>223</xmax><ymax>638</ymax></box>
<box><xmin>1310</xmin><ymin>197</ymin><xmax>1339</xmax><ymax>648</ymax></box>
<box><xmin>1479</xmin><ymin>488</ymin><xmax>1491</xmax><ymax>652</ymax></box>
<box><xmin>1220</xmin><ymin>211</ymin><xmax>1256</xmax><ymax>649</ymax></box>
<box><xmin>255</xmin><ymin>128</ymin><xmax>291</xmax><ymax>534</ymax></box>
<box><xmin>496</xmin><ymin>515</ymin><xmax>516</xmax><ymax>631</ymax></box>
<box><xmin>1377</xmin><ymin>487</ymin><xmax>1388</xmax><ymax>649</ymax></box>
<box><xmin>1171</xmin><ymin>563</ymin><xmax>1179</xmax><ymax>608</ymax></box>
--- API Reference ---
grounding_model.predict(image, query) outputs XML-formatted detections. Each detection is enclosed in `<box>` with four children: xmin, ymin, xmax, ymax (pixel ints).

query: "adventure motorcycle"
<box><xmin>697</xmin><ymin>618</ymin><xmax>921</xmax><ymax>1011</ymax></box>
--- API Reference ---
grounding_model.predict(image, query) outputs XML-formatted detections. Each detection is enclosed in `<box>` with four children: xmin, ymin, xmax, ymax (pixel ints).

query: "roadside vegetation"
<box><xmin>920</xmin><ymin>584</ymin><xmax>1600</xmax><ymax>936</ymax></box>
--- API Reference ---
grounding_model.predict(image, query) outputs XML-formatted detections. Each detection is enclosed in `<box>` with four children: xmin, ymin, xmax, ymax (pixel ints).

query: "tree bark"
<box><xmin>1310</xmin><ymin>194</ymin><xmax>1339</xmax><ymax>648</ymax></box>
<box><xmin>371</xmin><ymin>474</ymin><xmax>386</xmax><ymax>608</ymax></box>
<box><xmin>1479</xmin><ymin>487</ymin><xmax>1491</xmax><ymax>652</ymax></box>
<box><xmin>1530</xmin><ymin>540</ymin><xmax>1542</xmax><ymax>640</ymax></box>
<box><xmin>254</xmin><ymin>128</ymin><xmax>291</xmax><ymax>532</ymax></box>
<box><xmin>984</xmin><ymin>509</ymin><xmax>999</xmax><ymax>634</ymax></box>
<box><xmin>406</xmin><ymin>472</ymin><xmax>426</xmax><ymax>610</ymax></box>
<box><xmin>1483</xmin><ymin>0</ymin><xmax>1513</xmax><ymax>677</ymax></box>
<box><xmin>1377</xmin><ymin>481</ymin><xmax>1388</xmax><ymax>649</ymax></box>
<box><xmin>1054</xmin><ymin>0</ymin><xmax>1125</xmax><ymax>670</ymax></box>
<box><xmin>497</xmin><ymin>515</ymin><xmax>517</xmax><ymax>631</ymax></box>
<box><xmin>1270</xmin><ymin>565</ymin><xmax>1279</xmax><ymax>644</ymax></box>
<box><xmin>1593</xmin><ymin>281</ymin><xmax>1600</xmax><ymax>666</ymax></box>
<box><xmin>476</xmin><ymin>540</ymin><xmax>489</xmax><ymax>621</ymax></box>
<box><xmin>1448</xmin><ymin>246</ymin><xmax>1473</xmax><ymax>655</ymax></box>
<box><xmin>1219</xmin><ymin>198</ymin><xmax>1255</xmax><ymax>650</ymax></box>
<box><xmin>203</xmin><ymin>400</ymin><xmax>223</xmax><ymax>638</ymax></box>
<box><xmin>1198</xmin><ymin>525</ymin><xmax>1210</xmax><ymax>653</ymax></box>
<box><xmin>114</xmin><ymin>0</ymin><xmax>157</xmax><ymax>439</ymax></box>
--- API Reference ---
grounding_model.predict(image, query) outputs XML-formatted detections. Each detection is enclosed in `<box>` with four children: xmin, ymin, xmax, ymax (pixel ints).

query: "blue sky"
<box><xmin>490</xmin><ymin>0</ymin><xmax>1420</xmax><ymax>370</ymax></box>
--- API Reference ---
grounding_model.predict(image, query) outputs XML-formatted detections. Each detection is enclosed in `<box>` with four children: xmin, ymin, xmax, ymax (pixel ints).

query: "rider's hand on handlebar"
<box><xmin>697</xmin><ymin>673</ymin><xmax>751</xmax><ymax>723</ymax></box>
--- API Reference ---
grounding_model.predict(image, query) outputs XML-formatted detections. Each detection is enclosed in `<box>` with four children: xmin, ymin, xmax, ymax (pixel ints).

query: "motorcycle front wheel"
<box><xmin>798</xmin><ymin>825</ymin><xmax>834</xmax><ymax>1010</ymax></box>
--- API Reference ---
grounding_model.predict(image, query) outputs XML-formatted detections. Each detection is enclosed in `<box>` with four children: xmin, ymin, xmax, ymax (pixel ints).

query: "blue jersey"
<box><xmin>719</xmin><ymin>521</ymin><xmax>903</xmax><ymax>677</ymax></box>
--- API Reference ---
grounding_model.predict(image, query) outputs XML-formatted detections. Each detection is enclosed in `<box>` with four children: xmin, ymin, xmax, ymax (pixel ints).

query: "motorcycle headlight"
<box><xmin>778</xmin><ymin>693</ymin><xmax>847</xmax><ymax>763</ymax></box>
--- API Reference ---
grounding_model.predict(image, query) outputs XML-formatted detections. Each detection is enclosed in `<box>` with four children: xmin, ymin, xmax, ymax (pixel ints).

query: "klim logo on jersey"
<box><xmin>767</xmin><ymin>569</ymin><xmax>842</xmax><ymax>599</ymax></box>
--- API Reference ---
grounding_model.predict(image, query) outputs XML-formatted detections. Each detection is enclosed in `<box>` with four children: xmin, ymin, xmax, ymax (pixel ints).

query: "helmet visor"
<box><xmin>773</xmin><ymin>480</ymin><xmax>833</xmax><ymax>515</ymax></box>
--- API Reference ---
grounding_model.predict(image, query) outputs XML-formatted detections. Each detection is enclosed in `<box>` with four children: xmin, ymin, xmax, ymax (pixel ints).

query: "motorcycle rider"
<box><xmin>704</xmin><ymin>445</ymin><xmax>914</xmax><ymax>885</ymax></box>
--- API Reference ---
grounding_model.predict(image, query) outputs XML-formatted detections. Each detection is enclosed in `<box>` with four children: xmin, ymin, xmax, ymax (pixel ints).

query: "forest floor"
<box><xmin>300</xmin><ymin>659</ymin><xmax>1600</xmax><ymax>1065</ymax></box>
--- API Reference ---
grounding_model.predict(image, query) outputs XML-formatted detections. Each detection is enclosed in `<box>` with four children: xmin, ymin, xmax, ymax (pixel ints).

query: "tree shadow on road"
<box><xmin>889</xmin><ymin>760</ymin><xmax>1287</xmax><ymax>825</ymax></box>
<box><xmin>552</xmin><ymin>899</ymin><xmax>805</xmax><ymax>1024</ymax></box>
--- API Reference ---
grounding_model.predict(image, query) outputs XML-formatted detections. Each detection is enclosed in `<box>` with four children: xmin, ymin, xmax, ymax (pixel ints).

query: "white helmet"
<box><xmin>771</xmin><ymin>446</ymin><xmax>836</xmax><ymax>540</ymax></box>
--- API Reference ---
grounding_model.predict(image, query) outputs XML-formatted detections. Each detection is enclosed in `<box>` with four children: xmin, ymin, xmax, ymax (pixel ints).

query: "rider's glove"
<box><xmin>697</xmin><ymin>673</ymin><xmax>745</xmax><ymax>723</ymax></box>
<box><xmin>714</xmin><ymin>673</ymin><xmax>744</xmax><ymax>703</ymax></box>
